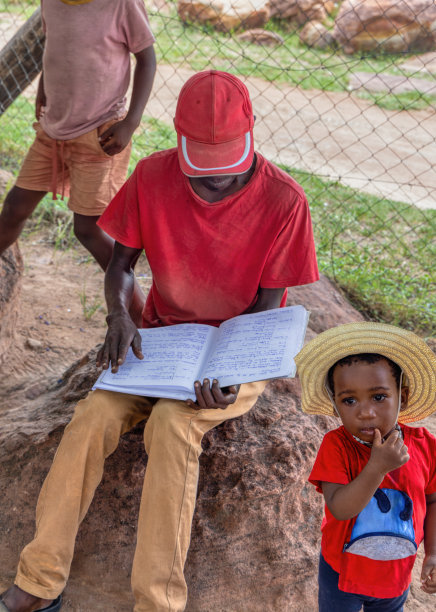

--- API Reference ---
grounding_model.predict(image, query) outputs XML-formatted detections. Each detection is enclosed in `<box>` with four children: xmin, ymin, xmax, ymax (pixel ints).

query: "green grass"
<box><xmin>290</xmin><ymin>167</ymin><xmax>435</xmax><ymax>336</ymax></box>
<box><xmin>356</xmin><ymin>90</ymin><xmax>436</xmax><ymax>111</ymax></box>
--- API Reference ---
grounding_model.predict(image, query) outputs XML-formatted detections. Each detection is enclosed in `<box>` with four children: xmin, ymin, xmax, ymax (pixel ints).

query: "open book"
<box><xmin>93</xmin><ymin>305</ymin><xmax>309</xmax><ymax>401</ymax></box>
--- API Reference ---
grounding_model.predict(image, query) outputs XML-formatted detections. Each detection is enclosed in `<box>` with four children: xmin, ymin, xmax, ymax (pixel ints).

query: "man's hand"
<box><xmin>186</xmin><ymin>379</ymin><xmax>240</xmax><ymax>410</ymax></box>
<box><xmin>368</xmin><ymin>428</ymin><xmax>409</xmax><ymax>476</ymax></box>
<box><xmin>99</xmin><ymin>118</ymin><xmax>136</xmax><ymax>156</ymax></box>
<box><xmin>421</xmin><ymin>555</ymin><xmax>436</xmax><ymax>594</ymax></box>
<box><xmin>96</xmin><ymin>312</ymin><xmax>143</xmax><ymax>373</ymax></box>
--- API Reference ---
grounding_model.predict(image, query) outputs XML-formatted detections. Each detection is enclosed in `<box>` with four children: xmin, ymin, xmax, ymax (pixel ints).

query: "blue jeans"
<box><xmin>318</xmin><ymin>554</ymin><xmax>410</xmax><ymax>612</ymax></box>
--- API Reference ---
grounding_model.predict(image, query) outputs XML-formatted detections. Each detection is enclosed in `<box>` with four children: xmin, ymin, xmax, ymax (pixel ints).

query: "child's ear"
<box><xmin>400</xmin><ymin>386</ymin><xmax>409</xmax><ymax>411</ymax></box>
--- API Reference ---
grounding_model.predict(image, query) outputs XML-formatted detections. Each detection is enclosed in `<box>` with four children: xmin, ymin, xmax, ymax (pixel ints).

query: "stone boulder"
<box><xmin>267</xmin><ymin>0</ymin><xmax>334</xmax><ymax>24</ymax></box>
<box><xmin>299</xmin><ymin>20</ymin><xmax>334</xmax><ymax>49</ymax></box>
<box><xmin>177</xmin><ymin>0</ymin><xmax>270</xmax><ymax>33</ymax></box>
<box><xmin>0</xmin><ymin>246</ymin><xmax>23</xmax><ymax>365</ymax></box>
<box><xmin>0</xmin><ymin>275</ymin><xmax>367</xmax><ymax>610</ymax></box>
<box><xmin>333</xmin><ymin>0</ymin><xmax>436</xmax><ymax>54</ymax></box>
<box><xmin>237</xmin><ymin>27</ymin><xmax>285</xmax><ymax>45</ymax></box>
<box><xmin>0</xmin><ymin>171</ymin><xmax>23</xmax><ymax>364</ymax></box>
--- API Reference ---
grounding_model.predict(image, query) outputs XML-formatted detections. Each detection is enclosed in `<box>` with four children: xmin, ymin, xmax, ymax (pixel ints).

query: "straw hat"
<box><xmin>295</xmin><ymin>322</ymin><xmax>436</xmax><ymax>423</ymax></box>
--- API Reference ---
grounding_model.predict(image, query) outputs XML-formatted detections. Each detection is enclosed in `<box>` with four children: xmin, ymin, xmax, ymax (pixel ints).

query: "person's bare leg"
<box><xmin>0</xmin><ymin>186</ymin><xmax>47</xmax><ymax>256</ymax></box>
<box><xmin>73</xmin><ymin>213</ymin><xmax>146</xmax><ymax>326</ymax></box>
<box><xmin>0</xmin><ymin>586</ymin><xmax>52</xmax><ymax>612</ymax></box>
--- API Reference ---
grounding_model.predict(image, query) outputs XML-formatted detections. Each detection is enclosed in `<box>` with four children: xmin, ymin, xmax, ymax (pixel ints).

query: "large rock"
<box><xmin>299</xmin><ymin>19</ymin><xmax>334</xmax><ymax>49</ymax></box>
<box><xmin>177</xmin><ymin>0</ymin><xmax>271</xmax><ymax>33</ymax></box>
<box><xmin>1</xmin><ymin>275</ymin><xmax>365</xmax><ymax>610</ymax></box>
<box><xmin>0</xmin><ymin>170</ymin><xmax>23</xmax><ymax>365</ymax></box>
<box><xmin>333</xmin><ymin>0</ymin><xmax>436</xmax><ymax>54</ymax></box>
<box><xmin>267</xmin><ymin>0</ymin><xmax>333</xmax><ymax>24</ymax></box>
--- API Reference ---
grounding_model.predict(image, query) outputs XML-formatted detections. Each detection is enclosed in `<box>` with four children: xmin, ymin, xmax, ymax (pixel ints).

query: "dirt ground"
<box><xmin>1</xmin><ymin>230</ymin><xmax>152</xmax><ymax>396</ymax></box>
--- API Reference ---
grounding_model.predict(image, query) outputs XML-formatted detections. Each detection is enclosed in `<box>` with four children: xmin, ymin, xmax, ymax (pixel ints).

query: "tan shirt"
<box><xmin>40</xmin><ymin>0</ymin><xmax>155</xmax><ymax>139</ymax></box>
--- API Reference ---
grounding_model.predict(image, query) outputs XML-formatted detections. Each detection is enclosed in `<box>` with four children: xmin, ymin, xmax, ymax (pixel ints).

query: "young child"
<box><xmin>0</xmin><ymin>0</ymin><xmax>156</xmax><ymax>321</ymax></box>
<box><xmin>295</xmin><ymin>322</ymin><xmax>436</xmax><ymax>611</ymax></box>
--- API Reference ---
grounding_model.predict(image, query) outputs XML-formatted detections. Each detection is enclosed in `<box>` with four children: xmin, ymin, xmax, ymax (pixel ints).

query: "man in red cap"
<box><xmin>1</xmin><ymin>71</ymin><xmax>318</xmax><ymax>612</ymax></box>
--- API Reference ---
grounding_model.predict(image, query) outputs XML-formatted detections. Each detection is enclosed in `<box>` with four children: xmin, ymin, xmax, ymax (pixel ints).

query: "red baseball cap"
<box><xmin>174</xmin><ymin>70</ymin><xmax>255</xmax><ymax>177</ymax></box>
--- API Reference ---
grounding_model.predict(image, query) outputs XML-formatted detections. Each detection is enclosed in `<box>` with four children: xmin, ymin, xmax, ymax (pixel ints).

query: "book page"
<box><xmin>201</xmin><ymin>306</ymin><xmax>308</xmax><ymax>387</ymax></box>
<box><xmin>97</xmin><ymin>324</ymin><xmax>216</xmax><ymax>391</ymax></box>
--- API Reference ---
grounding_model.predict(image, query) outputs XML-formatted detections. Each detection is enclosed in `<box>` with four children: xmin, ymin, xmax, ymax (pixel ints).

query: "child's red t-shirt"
<box><xmin>98</xmin><ymin>150</ymin><xmax>319</xmax><ymax>328</ymax></box>
<box><xmin>309</xmin><ymin>425</ymin><xmax>436</xmax><ymax>598</ymax></box>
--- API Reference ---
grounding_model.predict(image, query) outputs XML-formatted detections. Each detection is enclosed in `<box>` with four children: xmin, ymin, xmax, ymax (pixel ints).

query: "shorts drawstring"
<box><xmin>51</xmin><ymin>140</ymin><xmax>66</xmax><ymax>201</ymax></box>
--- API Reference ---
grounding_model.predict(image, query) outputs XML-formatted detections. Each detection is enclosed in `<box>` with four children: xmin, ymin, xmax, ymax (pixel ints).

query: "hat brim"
<box><xmin>177</xmin><ymin>130</ymin><xmax>254</xmax><ymax>177</ymax></box>
<box><xmin>295</xmin><ymin>322</ymin><xmax>436</xmax><ymax>423</ymax></box>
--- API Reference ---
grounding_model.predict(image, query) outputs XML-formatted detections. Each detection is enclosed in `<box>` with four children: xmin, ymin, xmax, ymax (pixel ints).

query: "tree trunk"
<box><xmin>0</xmin><ymin>8</ymin><xmax>44</xmax><ymax>114</ymax></box>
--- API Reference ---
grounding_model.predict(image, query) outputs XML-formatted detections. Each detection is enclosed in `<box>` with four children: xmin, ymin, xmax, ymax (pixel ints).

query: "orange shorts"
<box><xmin>16</xmin><ymin>119</ymin><xmax>131</xmax><ymax>216</ymax></box>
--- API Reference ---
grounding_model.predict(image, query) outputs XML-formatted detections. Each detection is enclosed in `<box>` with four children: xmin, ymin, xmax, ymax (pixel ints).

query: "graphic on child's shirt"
<box><xmin>343</xmin><ymin>488</ymin><xmax>417</xmax><ymax>560</ymax></box>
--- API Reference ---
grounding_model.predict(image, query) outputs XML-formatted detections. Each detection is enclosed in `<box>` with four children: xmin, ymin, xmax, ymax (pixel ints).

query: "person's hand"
<box><xmin>368</xmin><ymin>428</ymin><xmax>409</xmax><ymax>476</ymax></box>
<box><xmin>96</xmin><ymin>312</ymin><xmax>143</xmax><ymax>373</ymax></box>
<box><xmin>99</xmin><ymin>119</ymin><xmax>136</xmax><ymax>156</ymax></box>
<box><xmin>186</xmin><ymin>379</ymin><xmax>240</xmax><ymax>410</ymax></box>
<box><xmin>421</xmin><ymin>555</ymin><xmax>436</xmax><ymax>594</ymax></box>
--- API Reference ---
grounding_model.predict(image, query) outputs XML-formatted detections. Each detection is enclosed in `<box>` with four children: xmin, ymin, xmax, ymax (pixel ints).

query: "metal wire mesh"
<box><xmin>0</xmin><ymin>0</ymin><xmax>435</xmax><ymax>334</ymax></box>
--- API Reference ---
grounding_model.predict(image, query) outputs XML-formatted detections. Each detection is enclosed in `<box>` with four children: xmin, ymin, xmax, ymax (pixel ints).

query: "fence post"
<box><xmin>0</xmin><ymin>8</ymin><xmax>45</xmax><ymax>115</ymax></box>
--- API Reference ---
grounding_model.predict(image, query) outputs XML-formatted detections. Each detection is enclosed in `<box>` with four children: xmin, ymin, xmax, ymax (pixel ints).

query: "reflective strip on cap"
<box><xmin>181</xmin><ymin>132</ymin><xmax>252</xmax><ymax>172</ymax></box>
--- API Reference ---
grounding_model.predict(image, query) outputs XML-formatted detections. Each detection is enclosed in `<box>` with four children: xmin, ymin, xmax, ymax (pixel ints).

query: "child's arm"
<box><xmin>99</xmin><ymin>45</ymin><xmax>156</xmax><ymax>156</ymax></box>
<box><xmin>322</xmin><ymin>428</ymin><xmax>409</xmax><ymax>520</ymax></box>
<box><xmin>421</xmin><ymin>491</ymin><xmax>436</xmax><ymax>594</ymax></box>
<box><xmin>35</xmin><ymin>71</ymin><xmax>46</xmax><ymax>120</ymax></box>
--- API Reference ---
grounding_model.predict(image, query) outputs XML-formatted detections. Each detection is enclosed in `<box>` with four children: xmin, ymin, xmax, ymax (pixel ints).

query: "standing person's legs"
<box><xmin>0</xmin><ymin>121</ymin><xmax>55</xmax><ymax>257</ymax></box>
<box><xmin>0</xmin><ymin>187</ymin><xmax>47</xmax><ymax>255</ymax></box>
<box><xmin>2</xmin><ymin>390</ymin><xmax>153</xmax><ymax>612</ymax></box>
<box><xmin>318</xmin><ymin>554</ymin><xmax>409</xmax><ymax>612</ymax></box>
<box><xmin>131</xmin><ymin>380</ymin><xmax>267</xmax><ymax>612</ymax></box>
<box><xmin>67</xmin><ymin>121</ymin><xmax>146</xmax><ymax>325</ymax></box>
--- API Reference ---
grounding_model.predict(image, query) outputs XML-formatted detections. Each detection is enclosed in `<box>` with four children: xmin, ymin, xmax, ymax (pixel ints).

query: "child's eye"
<box><xmin>373</xmin><ymin>394</ymin><xmax>387</xmax><ymax>402</ymax></box>
<box><xmin>342</xmin><ymin>397</ymin><xmax>355</xmax><ymax>405</ymax></box>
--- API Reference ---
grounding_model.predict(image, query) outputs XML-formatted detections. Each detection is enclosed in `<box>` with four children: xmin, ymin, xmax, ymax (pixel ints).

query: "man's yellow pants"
<box><xmin>15</xmin><ymin>381</ymin><xmax>266</xmax><ymax>611</ymax></box>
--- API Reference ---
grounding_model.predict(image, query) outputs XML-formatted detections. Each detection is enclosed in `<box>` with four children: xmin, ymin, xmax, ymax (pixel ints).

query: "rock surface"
<box><xmin>0</xmin><ymin>275</ymin><xmax>364</xmax><ymax>610</ymax></box>
<box><xmin>0</xmin><ymin>244</ymin><xmax>23</xmax><ymax>365</ymax></box>
<box><xmin>267</xmin><ymin>0</ymin><xmax>333</xmax><ymax>24</ymax></box>
<box><xmin>177</xmin><ymin>0</ymin><xmax>270</xmax><ymax>33</ymax></box>
<box><xmin>333</xmin><ymin>0</ymin><xmax>436</xmax><ymax>54</ymax></box>
<box><xmin>299</xmin><ymin>19</ymin><xmax>334</xmax><ymax>49</ymax></box>
<box><xmin>237</xmin><ymin>27</ymin><xmax>285</xmax><ymax>45</ymax></box>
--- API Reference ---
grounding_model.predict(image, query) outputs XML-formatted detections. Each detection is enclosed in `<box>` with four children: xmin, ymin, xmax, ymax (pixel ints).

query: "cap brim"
<box><xmin>295</xmin><ymin>322</ymin><xmax>436</xmax><ymax>423</ymax></box>
<box><xmin>177</xmin><ymin>131</ymin><xmax>254</xmax><ymax>177</ymax></box>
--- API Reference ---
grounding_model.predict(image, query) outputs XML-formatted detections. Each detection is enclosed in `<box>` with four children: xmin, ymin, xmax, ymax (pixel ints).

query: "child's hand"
<box><xmin>99</xmin><ymin>119</ymin><xmax>135</xmax><ymax>156</ymax></box>
<box><xmin>368</xmin><ymin>428</ymin><xmax>409</xmax><ymax>476</ymax></box>
<box><xmin>421</xmin><ymin>554</ymin><xmax>436</xmax><ymax>594</ymax></box>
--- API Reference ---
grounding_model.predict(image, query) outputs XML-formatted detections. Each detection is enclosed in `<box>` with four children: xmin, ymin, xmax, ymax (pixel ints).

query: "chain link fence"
<box><xmin>0</xmin><ymin>0</ymin><xmax>435</xmax><ymax>334</ymax></box>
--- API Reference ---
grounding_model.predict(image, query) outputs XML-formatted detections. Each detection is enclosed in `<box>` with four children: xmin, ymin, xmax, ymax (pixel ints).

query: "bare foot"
<box><xmin>0</xmin><ymin>586</ymin><xmax>53</xmax><ymax>612</ymax></box>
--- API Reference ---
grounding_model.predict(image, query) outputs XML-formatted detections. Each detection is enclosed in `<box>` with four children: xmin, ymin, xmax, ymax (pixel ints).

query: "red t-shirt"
<box><xmin>98</xmin><ymin>149</ymin><xmax>319</xmax><ymax>328</ymax></box>
<box><xmin>309</xmin><ymin>425</ymin><xmax>436</xmax><ymax>598</ymax></box>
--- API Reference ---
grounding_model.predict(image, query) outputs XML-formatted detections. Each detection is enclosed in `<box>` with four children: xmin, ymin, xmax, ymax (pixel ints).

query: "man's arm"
<box><xmin>421</xmin><ymin>491</ymin><xmax>436</xmax><ymax>593</ymax></box>
<box><xmin>322</xmin><ymin>428</ymin><xmax>409</xmax><ymax>520</ymax></box>
<box><xmin>99</xmin><ymin>45</ymin><xmax>156</xmax><ymax>155</ymax></box>
<box><xmin>96</xmin><ymin>241</ymin><xmax>144</xmax><ymax>372</ymax></box>
<box><xmin>245</xmin><ymin>287</ymin><xmax>285</xmax><ymax>313</ymax></box>
<box><xmin>187</xmin><ymin>287</ymin><xmax>285</xmax><ymax>410</ymax></box>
